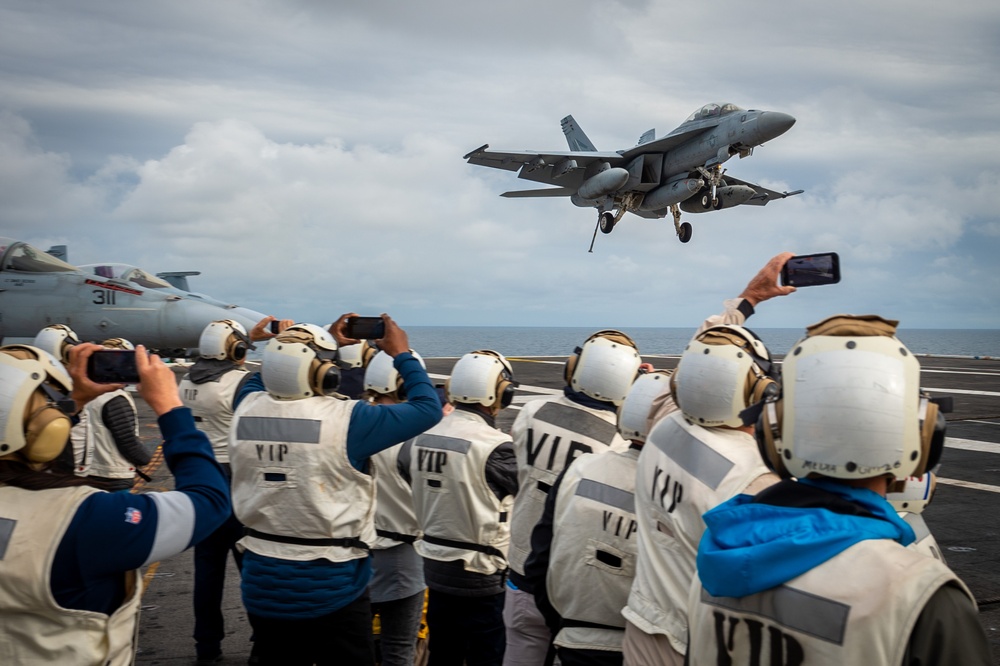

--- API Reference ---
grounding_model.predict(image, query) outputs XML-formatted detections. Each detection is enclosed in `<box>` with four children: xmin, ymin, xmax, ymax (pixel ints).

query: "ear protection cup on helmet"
<box><xmin>563</xmin><ymin>346</ymin><xmax>582</xmax><ymax>386</ymax></box>
<box><xmin>497</xmin><ymin>373</ymin><xmax>516</xmax><ymax>409</ymax></box>
<box><xmin>227</xmin><ymin>335</ymin><xmax>248</xmax><ymax>362</ymax></box>
<box><xmin>747</xmin><ymin>371</ymin><xmax>779</xmax><ymax>405</ymax></box>
<box><xmin>310</xmin><ymin>358</ymin><xmax>341</xmax><ymax>396</ymax></box>
<box><xmin>755</xmin><ymin>397</ymin><xmax>790</xmax><ymax>478</ymax></box>
<box><xmin>23</xmin><ymin>390</ymin><xmax>72</xmax><ymax>464</ymax></box>
<box><xmin>913</xmin><ymin>397</ymin><xmax>945</xmax><ymax>476</ymax></box>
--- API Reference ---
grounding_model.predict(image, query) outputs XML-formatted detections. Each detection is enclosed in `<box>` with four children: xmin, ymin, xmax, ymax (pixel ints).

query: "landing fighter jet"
<box><xmin>464</xmin><ymin>103</ymin><xmax>802</xmax><ymax>250</ymax></box>
<box><xmin>0</xmin><ymin>237</ymin><xmax>267</xmax><ymax>352</ymax></box>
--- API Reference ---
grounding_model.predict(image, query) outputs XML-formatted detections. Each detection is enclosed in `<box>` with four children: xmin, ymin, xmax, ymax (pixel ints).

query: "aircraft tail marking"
<box><xmin>561</xmin><ymin>116</ymin><xmax>597</xmax><ymax>152</ymax></box>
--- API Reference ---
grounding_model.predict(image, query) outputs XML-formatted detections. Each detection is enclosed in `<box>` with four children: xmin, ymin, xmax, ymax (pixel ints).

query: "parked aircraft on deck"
<box><xmin>464</xmin><ymin>103</ymin><xmax>802</xmax><ymax>250</ymax></box>
<box><xmin>0</xmin><ymin>237</ymin><xmax>266</xmax><ymax>352</ymax></box>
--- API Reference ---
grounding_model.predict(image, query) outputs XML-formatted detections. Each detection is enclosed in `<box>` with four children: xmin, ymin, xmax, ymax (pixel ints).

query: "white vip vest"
<box><xmin>179</xmin><ymin>367</ymin><xmax>247</xmax><ymax>463</ymax></box>
<box><xmin>371</xmin><ymin>442</ymin><xmax>421</xmax><ymax>549</ymax></box>
<box><xmin>410</xmin><ymin>409</ymin><xmax>514</xmax><ymax>575</ymax></box>
<box><xmin>547</xmin><ymin>448</ymin><xmax>640</xmax><ymax>652</ymax></box>
<box><xmin>72</xmin><ymin>390</ymin><xmax>140</xmax><ymax>479</ymax></box>
<box><xmin>687</xmin><ymin>539</ymin><xmax>972</xmax><ymax>665</ymax></box>
<box><xmin>509</xmin><ymin>395</ymin><xmax>628</xmax><ymax>576</ymax></box>
<box><xmin>0</xmin><ymin>485</ymin><xmax>142</xmax><ymax>665</ymax></box>
<box><xmin>900</xmin><ymin>511</ymin><xmax>946</xmax><ymax>562</ymax></box>
<box><xmin>230</xmin><ymin>392</ymin><xmax>375</xmax><ymax>562</ymax></box>
<box><xmin>622</xmin><ymin>412</ymin><xmax>775</xmax><ymax>653</ymax></box>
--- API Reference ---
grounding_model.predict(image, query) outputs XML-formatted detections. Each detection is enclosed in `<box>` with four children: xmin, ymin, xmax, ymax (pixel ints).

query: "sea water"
<box><xmin>403</xmin><ymin>327</ymin><xmax>1000</xmax><ymax>359</ymax></box>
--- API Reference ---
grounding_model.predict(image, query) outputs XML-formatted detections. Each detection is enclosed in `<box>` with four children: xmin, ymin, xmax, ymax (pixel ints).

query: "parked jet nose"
<box><xmin>756</xmin><ymin>112</ymin><xmax>796</xmax><ymax>143</ymax></box>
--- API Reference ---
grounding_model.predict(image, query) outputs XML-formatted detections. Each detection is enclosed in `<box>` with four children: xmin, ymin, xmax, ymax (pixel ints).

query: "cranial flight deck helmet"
<box><xmin>364</xmin><ymin>350</ymin><xmax>426</xmax><ymax>400</ymax></box>
<box><xmin>887</xmin><ymin>473</ymin><xmax>937</xmax><ymax>514</ymax></box>
<box><xmin>446</xmin><ymin>350</ymin><xmax>517</xmax><ymax>413</ymax></box>
<box><xmin>261</xmin><ymin>323</ymin><xmax>340</xmax><ymax>399</ymax></box>
<box><xmin>338</xmin><ymin>342</ymin><xmax>378</xmax><ymax>370</ymax></box>
<box><xmin>755</xmin><ymin>315</ymin><xmax>947</xmax><ymax>481</ymax></box>
<box><xmin>671</xmin><ymin>325</ymin><xmax>778</xmax><ymax>428</ymax></box>
<box><xmin>0</xmin><ymin>345</ymin><xmax>75</xmax><ymax>465</ymax></box>
<box><xmin>33</xmin><ymin>324</ymin><xmax>80</xmax><ymax>364</ymax></box>
<box><xmin>617</xmin><ymin>370</ymin><xmax>671</xmax><ymax>442</ymax></box>
<box><xmin>199</xmin><ymin>320</ymin><xmax>254</xmax><ymax>362</ymax></box>
<box><xmin>564</xmin><ymin>330</ymin><xmax>642</xmax><ymax>406</ymax></box>
<box><xmin>101</xmin><ymin>337</ymin><xmax>135</xmax><ymax>351</ymax></box>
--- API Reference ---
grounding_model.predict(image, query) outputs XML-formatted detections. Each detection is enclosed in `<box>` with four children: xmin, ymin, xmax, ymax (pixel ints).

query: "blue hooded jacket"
<box><xmin>697</xmin><ymin>478</ymin><xmax>916</xmax><ymax>599</ymax></box>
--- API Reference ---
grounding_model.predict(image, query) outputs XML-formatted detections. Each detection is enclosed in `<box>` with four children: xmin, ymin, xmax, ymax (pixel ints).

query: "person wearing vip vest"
<box><xmin>363</xmin><ymin>349</ymin><xmax>433</xmax><ymax>666</ymax></box>
<box><xmin>399</xmin><ymin>350</ymin><xmax>520</xmax><ymax>666</ymax></box>
<box><xmin>887</xmin><ymin>472</ymin><xmax>947</xmax><ymax>563</ymax></box>
<box><xmin>71</xmin><ymin>336</ymin><xmax>152</xmax><ymax>491</ymax></box>
<box><xmin>0</xmin><ymin>342</ymin><xmax>231</xmax><ymax>665</ymax></box>
<box><xmin>621</xmin><ymin>253</ymin><xmax>796</xmax><ymax>666</ymax></box>
<box><xmin>687</xmin><ymin>316</ymin><xmax>993</xmax><ymax>665</ymax></box>
<box><xmin>503</xmin><ymin>330</ymin><xmax>641</xmax><ymax>666</ymax></box>
<box><xmin>178</xmin><ymin>316</ymin><xmax>286</xmax><ymax>664</ymax></box>
<box><xmin>523</xmin><ymin>370</ymin><xmax>671</xmax><ymax>666</ymax></box>
<box><xmin>229</xmin><ymin>315</ymin><xmax>441</xmax><ymax>666</ymax></box>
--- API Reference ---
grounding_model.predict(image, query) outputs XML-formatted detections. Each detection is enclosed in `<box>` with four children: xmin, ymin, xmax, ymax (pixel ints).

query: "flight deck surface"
<box><xmin>132</xmin><ymin>355</ymin><xmax>1000</xmax><ymax>664</ymax></box>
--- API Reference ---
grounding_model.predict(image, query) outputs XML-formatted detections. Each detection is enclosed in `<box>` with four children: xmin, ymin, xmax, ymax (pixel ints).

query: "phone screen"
<box><xmin>87</xmin><ymin>350</ymin><xmax>140</xmax><ymax>384</ymax></box>
<box><xmin>781</xmin><ymin>253</ymin><xmax>841</xmax><ymax>287</ymax></box>
<box><xmin>345</xmin><ymin>316</ymin><xmax>386</xmax><ymax>340</ymax></box>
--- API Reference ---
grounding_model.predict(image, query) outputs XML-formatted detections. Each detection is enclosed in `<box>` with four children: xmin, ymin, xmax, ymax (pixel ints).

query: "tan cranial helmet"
<box><xmin>101</xmin><ymin>337</ymin><xmax>135</xmax><ymax>351</ymax></box>
<box><xmin>564</xmin><ymin>330</ymin><xmax>642</xmax><ymax>406</ymax></box>
<box><xmin>0</xmin><ymin>345</ymin><xmax>74</xmax><ymax>464</ymax></box>
<box><xmin>755</xmin><ymin>315</ymin><xmax>946</xmax><ymax>481</ymax></box>
<box><xmin>671</xmin><ymin>325</ymin><xmax>777</xmax><ymax>428</ymax></box>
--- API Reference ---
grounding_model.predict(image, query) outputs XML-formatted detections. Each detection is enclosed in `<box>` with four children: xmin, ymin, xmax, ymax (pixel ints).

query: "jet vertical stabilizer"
<box><xmin>561</xmin><ymin>115</ymin><xmax>597</xmax><ymax>152</ymax></box>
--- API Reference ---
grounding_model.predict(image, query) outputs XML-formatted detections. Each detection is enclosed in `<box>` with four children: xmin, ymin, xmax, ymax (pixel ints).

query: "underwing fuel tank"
<box><xmin>638</xmin><ymin>178</ymin><xmax>703</xmax><ymax>211</ymax></box>
<box><xmin>680</xmin><ymin>185</ymin><xmax>756</xmax><ymax>213</ymax></box>
<box><xmin>576</xmin><ymin>167</ymin><xmax>630</xmax><ymax>200</ymax></box>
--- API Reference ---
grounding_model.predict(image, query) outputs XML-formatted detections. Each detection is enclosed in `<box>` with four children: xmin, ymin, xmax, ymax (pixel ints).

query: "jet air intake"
<box><xmin>638</xmin><ymin>178</ymin><xmax>703</xmax><ymax>211</ymax></box>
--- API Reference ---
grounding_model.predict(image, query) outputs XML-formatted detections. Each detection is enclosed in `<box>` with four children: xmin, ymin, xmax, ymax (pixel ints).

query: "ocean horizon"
<box><xmin>399</xmin><ymin>326</ymin><xmax>1000</xmax><ymax>359</ymax></box>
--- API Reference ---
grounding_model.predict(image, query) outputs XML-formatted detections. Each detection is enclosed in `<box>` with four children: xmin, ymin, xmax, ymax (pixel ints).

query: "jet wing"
<box><xmin>464</xmin><ymin>144</ymin><xmax>623</xmax><ymax>175</ymax></box>
<box><xmin>500</xmin><ymin>187</ymin><xmax>576</xmax><ymax>198</ymax></box>
<box><xmin>724</xmin><ymin>175</ymin><xmax>804</xmax><ymax>206</ymax></box>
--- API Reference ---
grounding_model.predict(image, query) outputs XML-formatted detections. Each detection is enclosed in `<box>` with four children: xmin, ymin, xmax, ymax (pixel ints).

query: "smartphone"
<box><xmin>87</xmin><ymin>350</ymin><xmax>140</xmax><ymax>384</ymax></box>
<box><xmin>269</xmin><ymin>320</ymin><xmax>281</xmax><ymax>334</ymax></box>
<box><xmin>781</xmin><ymin>252</ymin><xmax>841</xmax><ymax>287</ymax></box>
<box><xmin>345</xmin><ymin>316</ymin><xmax>386</xmax><ymax>340</ymax></box>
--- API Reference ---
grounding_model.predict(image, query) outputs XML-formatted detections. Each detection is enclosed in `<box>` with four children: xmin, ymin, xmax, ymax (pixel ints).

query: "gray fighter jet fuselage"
<box><xmin>464</xmin><ymin>102</ymin><xmax>802</xmax><ymax>250</ymax></box>
<box><xmin>0</xmin><ymin>238</ymin><xmax>266</xmax><ymax>352</ymax></box>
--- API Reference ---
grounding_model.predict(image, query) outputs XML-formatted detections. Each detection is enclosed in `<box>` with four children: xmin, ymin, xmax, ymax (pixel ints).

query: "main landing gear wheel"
<box><xmin>700</xmin><ymin>193</ymin><xmax>716</xmax><ymax>210</ymax></box>
<box><xmin>678</xmin><ymin>222</ymin><xmax>692</xmax><ymax>243</ymax></box>
<box><xmin>599</xmin><ymin>211</ymin><xmax>617</xmax><ymax>234</ymax></box>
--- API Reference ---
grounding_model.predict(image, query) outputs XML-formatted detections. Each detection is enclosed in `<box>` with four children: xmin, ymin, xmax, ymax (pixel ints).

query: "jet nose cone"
<box><xmin>757</xmin><ymin>112</ymin><xmax>796</xmax><ymax>142</ymax></box>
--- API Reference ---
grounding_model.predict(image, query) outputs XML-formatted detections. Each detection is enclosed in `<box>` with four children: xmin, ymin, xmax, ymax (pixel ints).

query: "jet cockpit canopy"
<box><xmin>0</xmin><ymin>238</ymin><xmax>78</xmax><ymax>273</ymax></box>
<box><xmin>81</xmin><ymin>263</ymin><xmax>174</xmax><ymax>289</ymax></box>
<box><xmin>684</xmin><ymin>103</ymin><xmax>744</xmax><ymax>123</ymax></box>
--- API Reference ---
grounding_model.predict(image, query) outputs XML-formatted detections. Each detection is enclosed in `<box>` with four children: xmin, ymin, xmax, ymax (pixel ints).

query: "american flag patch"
<box><xmin>124</xmin><ymin>508</ymin><xmax>142</xmax><ymax>525</ymax></box>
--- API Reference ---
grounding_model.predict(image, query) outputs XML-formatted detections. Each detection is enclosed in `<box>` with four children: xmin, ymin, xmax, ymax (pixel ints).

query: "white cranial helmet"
<box><xmin>672</xmin><ymin>325</ymin><xmax>776</xmax><ymax>428</ymax></box>
<box><xmin>757</xmin><ymin>315</ymin><xmax>939</xmax><ymax>481</ymax></box>
<box><xmin>617</xmin><ymin>370</ymin><xmax>671</xmax><ymax>442</ymax></box>
<box><xmin>33</xmin><ymin>325</ymin><xmax>80</xmax><ymax>364</ymax></box>
<box><xmin>338</xmin><ymin>342</ymin><xmax>377</xmax><ymax>370</ymax></box>
<box><xmin>364</xmin><ymin>350</ymin><xmax>426</xmax><ymax>398</ymax></box>
<box><xmin>887</xmin><ymin>473</ymin><xmax>937</xmax><ymax>514</ymax></box>
<box><xmin>447</xmin><ymin>350</ymin><xmax>516</xmax><ymax>411</ymax></box>
<box><xmin>0</xmin><ymin>345</ymin><xmax>74</xmax><ymax>464</ymax></box>
<box><xmin>261</xmin><ymin>323</ymin><xmax>340</xmax><ymax>400</ymax></box>
<box><xmin>565</xmin><ymin>330</ymin><xmax>642</xmax><ymax>406</ymax></box>
<box><xmin>199</xmin><ymin>319</ymin><xmax>251</xmax><ymax>361</ymax></box>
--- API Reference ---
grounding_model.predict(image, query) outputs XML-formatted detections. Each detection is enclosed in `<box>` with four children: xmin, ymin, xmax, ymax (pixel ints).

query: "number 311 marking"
<box><xmin>92</xmin><ymin>289</ymin><xmax>117</xmax><ymax>305</ymax></box>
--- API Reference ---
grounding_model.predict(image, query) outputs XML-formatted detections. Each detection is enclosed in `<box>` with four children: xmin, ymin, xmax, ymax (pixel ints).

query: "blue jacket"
<box><xmin>696</xmin><ymin>478</ymin><xmax>916</xmax><ymax>599</ymax></box>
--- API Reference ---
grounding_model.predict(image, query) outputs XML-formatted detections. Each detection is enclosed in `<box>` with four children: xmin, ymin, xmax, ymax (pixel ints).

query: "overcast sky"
<box><xmin>2</xmin><ymin>0</ymin><xmax>998</xmax><ymax>332</ymax></box>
